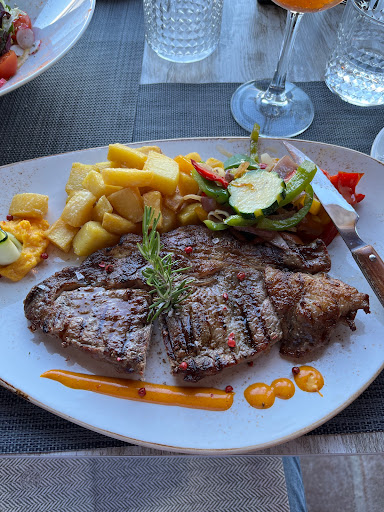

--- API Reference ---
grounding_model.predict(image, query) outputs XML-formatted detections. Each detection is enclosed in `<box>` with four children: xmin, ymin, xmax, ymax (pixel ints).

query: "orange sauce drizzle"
<box><xmin>271</xmin><ymin>378</ymin><xmax>296</xmax><ymax>400</ymax></box>
<box><xmin>244</xmin><ymin>383</ymin><xmax>276</xmax><ymax>409</ymax></box>
<box><xmin>41</xmin><ymin>370</ymin><xmax>234</xmax><ymax>411</ymax></box>
<box><xmin>293</xmin><ymin>366</ymin><xmax>324</xmax><ymax>396</ymax></box>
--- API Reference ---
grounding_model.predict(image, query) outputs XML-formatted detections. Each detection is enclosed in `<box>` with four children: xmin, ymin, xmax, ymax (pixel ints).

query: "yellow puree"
<box><xmin>0</xmin><ymin>219</ymin><xmax>49</xmax><ymax>281</ymax></box>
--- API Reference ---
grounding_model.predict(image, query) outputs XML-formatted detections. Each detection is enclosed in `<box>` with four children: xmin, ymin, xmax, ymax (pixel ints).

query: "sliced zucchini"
<box><xmin>0</xmin><ymin>228</ymin><xmax>22</xmax><ymax>265</ymax></box>
<box><xmin>228</xmin><ymin>170</ymin><xmax>286</xmax><ymax>219</ymax></box>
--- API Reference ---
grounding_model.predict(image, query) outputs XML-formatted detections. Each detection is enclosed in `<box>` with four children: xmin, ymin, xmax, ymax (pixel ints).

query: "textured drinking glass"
<box><xmin>325</xmin><ymin>0</ymin><xmax>384</xmax><ymax>106</ymax></box>
<box><xmin>143</xmin><ymin>0</ymin><xmax>224</xmax><ymax>63</ymax></box>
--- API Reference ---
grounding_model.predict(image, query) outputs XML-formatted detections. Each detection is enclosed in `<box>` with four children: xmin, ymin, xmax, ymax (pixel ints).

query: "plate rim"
<box><xmin>0</xmin><ymin>0</ymin><xmax>96</xmax><ymax>98</ymax></box>
<box><xmin>1</xmin><ymin>135</ymin><xmax>383</xmax><ymax>454</ymax></box>
<box><xmin>2</xmin><ymin>135</ymin><xmax>384</xmax><ymax>170</ymax></box>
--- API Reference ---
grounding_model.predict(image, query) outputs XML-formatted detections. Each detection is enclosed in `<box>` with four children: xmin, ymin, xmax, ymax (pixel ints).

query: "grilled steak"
<box><xmin>24</xmin><ymin>252</ymin><xmax>152</xmax><ymax>375</ymax></box>
<box><xmin>264</xmin><ymin>267</ymin><xmax>370</xmax><ymax>359</ymax></box>
<box><xmin>24</xmin><ymin>225</ymin><xmax>368</xmax><ymax>380</ymax></box>
<box><xmin>161</xmin><ymin>267</ymin><xmax>282</xmax><ymax>382</ymax></box>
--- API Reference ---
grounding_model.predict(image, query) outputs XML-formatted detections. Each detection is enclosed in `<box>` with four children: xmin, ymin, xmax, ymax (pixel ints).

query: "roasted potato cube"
<box><xmin>206</xmin><ymin>157</ymin><xmax>224</xmax><ymax>169</ymax></box>
<box><xmin>9</xmin><ymin>193</ymin><xmax>49</xmax><ymax>219</ymax></box>
<box><xmin>158</xmin><ymin>206</ymin><xmax>177</xmax><ymax>234</ymax></box>
<box><xmin>185</xmin><ymin>152</ymin><xmax>202</xmax><ymax>162</ymax></box>
<box><xmin>108</xmin><ymin>187</ymin><xmax>144</xmax><ymax>223</ymax></box>
<box><xmin>65</xmin><ymin>163</ymin><xmax>95</xmax><ymax>194</ymax></box>
<box><xmin>102</xmin><ymin>212</ymin><xmax>138</xmax><ymax>235</ymax></box>
<box><xmin>82</xmin><ymin>171</ymin><xmax>106</xmax><ymax>199</ymax></box>
<box><xmin>104</xmin><ymin>184</ymin><xmax>123</xmax><ymax>196</ymax></box>
<box><xmin>174</xmin><ymin>155</ymin><xmax>194</xmax><ymax>175</ymax></box>
<box><xmin>178</xmin><ymin>172</ymin><xmax>199</xmax><ymax>197</ymax></box>
<box><xmin>47</xmin><ymin>219</ymin><xmax>79</xmax><ymax>252</ymax></box>
<box><xmin>164</xmin><ymin>192</ymin><xmax>184</xmax><ymax>212</ymax></box>
<box><xmin>177</xmin><ymin>203</ymin><xmax>201</xmax><ymax>226</ymax></box>
<box><xmin>195</xmin><ymin>205</ymin><xmax>208</xmax><ymax>222</ymax></box>
<box><xmin>92</xmin><ymin>195</ymin><xmax>113</xmax><ymax>223</ymax></box>
<box><xmin>72</xmin><ymin>221</ymin><xmax>119</xmax><ymax>257</ymax></box>
<box><xmin>142</xmin><ymin>190</ymin><xmax>162</xmax><ymax>228</ymax></box>
<box><xmin>93</xmin><ymin>161</ymin><xmax>118</xmax><ymax>171</ymax></box>
<box><xmin>102</xmin><ymin>168</ymin><xmax>154</xmax><ymax>188</ymax></box>
<box><xmin>136</xmin><ymin>145</ymin><xmax>162</xmax><ymax>155</ymax></box>
<box><xmin>107</xmin><ymin>144</ymin><xmax>147</xmax><ymax>169</ymax></box>
<box><xmin>143</xmin><ymin>152</ymin><xmax>179</xmax><ymax>196</ymax></box>
<box><xmin>61</xmin><ymin>190</ymin><xmax>96</xmax><ymax>227</ymax></box>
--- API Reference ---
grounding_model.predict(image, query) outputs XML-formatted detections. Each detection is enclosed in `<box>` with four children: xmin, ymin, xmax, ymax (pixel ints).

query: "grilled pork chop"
<box><xmin>24</xmin><ymin>226</ymin><xmax>368</xmax><ymax>380</ymax></box>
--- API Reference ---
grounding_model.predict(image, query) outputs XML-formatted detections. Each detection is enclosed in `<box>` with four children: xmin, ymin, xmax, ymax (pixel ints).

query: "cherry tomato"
<box><xmin>0</xmin><ymin>51</ymin><xmax>18</xmax><ymax>80</ymax></box>
<box><xmin>13</xmin><ymin>14</ymin><xmax>32</xmax><ymax>33</ymax></box>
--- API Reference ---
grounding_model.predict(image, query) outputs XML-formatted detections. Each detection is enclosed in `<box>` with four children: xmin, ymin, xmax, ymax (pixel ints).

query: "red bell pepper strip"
<box><xmin>321</xmin><ymin>170</ymin><xmax>365</xmax><ymax>205</ymax></box>
<box><xmin>319</xmin><ymin>170</ymin><xmax>365</xmax><ymax>245</ymax></box>
<box><xmin>191</xmin><ymin>160</ymin><xmax>229</xmax><ymax>189</ymax></box>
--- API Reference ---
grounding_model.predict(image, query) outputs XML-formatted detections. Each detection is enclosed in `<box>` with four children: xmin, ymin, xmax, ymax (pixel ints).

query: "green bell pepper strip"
<box><xmin>256</xmin><ymin>185</ymin><xmax>314</xmax><ymax>231</ymax></box>
<box><xmin>191</xmin><ymin>169</ymin><xmax>229</xmax><ymax>205</ymax></box>
<box><xmin>223</xmin><ymin>154</ymin><xmax>260</xmax><ymax>171</ymax></box>
<box><xmin>250</xmin><ymin>123</ymin><xmax>260</xmax><ymax>161</ymax></box>
<box><xmin>280</xmin><ymin>161</ymin><xmax>317</xmax><ymax>206</ymax></box>
<box><xmin>203</xmin><ymin>220</ymin><xmax>228</xmax><ymax>231</ymax></box>
<box><xmin>224</xmin><ymin>215</ymin><xmax>258</xmax><ymax>227</ymax></box>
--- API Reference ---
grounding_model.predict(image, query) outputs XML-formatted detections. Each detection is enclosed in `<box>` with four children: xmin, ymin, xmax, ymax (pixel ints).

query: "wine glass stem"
<box><xmin>264</xmin><ymin>11</ymin><xmax>304</xmax><ymax>102</ymax></box>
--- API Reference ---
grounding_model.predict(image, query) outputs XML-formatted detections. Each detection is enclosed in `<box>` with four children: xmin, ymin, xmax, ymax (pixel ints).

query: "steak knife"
<box><xmin>282</xmin><ymin>141</ymin><xmax>384</xmax><ymax>308</ymax></box>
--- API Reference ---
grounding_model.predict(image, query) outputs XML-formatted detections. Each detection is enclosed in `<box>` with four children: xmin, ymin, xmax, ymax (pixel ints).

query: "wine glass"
<box><xmin>231</xmin><ymin>0</ymin><xmax>344</xmax><ymax>137</ymax></box>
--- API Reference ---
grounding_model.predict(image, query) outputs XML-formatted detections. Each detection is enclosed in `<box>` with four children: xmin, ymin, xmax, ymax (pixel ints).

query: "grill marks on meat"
<box><xmin>161</xmin><ymin>269</ymin><xmax>282</xmax><ymax>381</ymax></box>
<box><xmin>264</xmin><ymin>267</ymin><xmax>370</xmax><ymax>359</ymax></box>
<box><xmin>160</xmin><ymin>226</ymin><xmax>331</xmax><ymax>276</ymax></box>
<box><xmin>24</xmin><ymin>242</ymin><xmax>153</xmax><ymax>375</ymax></box>
<box><xmin>24</xmin><ymin>226</ymin><xmax>368</xmax><ymax>381</ymax></box>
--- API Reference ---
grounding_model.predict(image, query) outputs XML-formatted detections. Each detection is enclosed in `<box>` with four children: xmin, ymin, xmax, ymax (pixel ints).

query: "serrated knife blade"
<box><xmin>282</xmin><ymin>141</ymin><xmax>384</xmax><ymax>308</ymax></box>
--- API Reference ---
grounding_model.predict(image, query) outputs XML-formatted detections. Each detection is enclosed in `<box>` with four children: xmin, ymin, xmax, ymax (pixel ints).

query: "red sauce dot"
<box><xmin>223</xmin><ymin>292</ymin><xmax>229</xmax><ymax>301</ymax></box>
<box><xmin>105</xmin><ymin>265</ymin><xmax>114</xmax><ymax>273</ymax></box>
<box><xmin>184</xmin><ymin>246</ymin><xmax>193</xmax><ymax>254</ymax></box>
<box><xmin>292</xmin><ymin>366</ymin><xmax>300</xmax><ymax>375</ymax></box>
<box><xmin>247</xmin><ymin>361</ymin><xmax>254</xmax><ymax>367</ymax></box>
<box><xmin>237</xmin><ymin>272</ymin><xmax>246</xmax><ymax>281</ymax></box>
<box><xmin>225</xmin><ymin>385</ymin><xmax>233</xmax><ymax>393</ymax></box>
<box><xmin>6</xmin><ymin>215</ymin><xmax>13</xmax><ymax>221</ymax></box>
<box><xmin>179</xmin><ymin>361</ymin><xmax>188</xmax><ymax>370</ymax></box>
<box><xmin>41</xmin><ymin>252</ymin><xmax>49</xmax><ymax>260</ymax></box>
<box><xmin>138</xmin><ymin>387</ymin><xmax>146</xmax><ymax>397</ymax></box>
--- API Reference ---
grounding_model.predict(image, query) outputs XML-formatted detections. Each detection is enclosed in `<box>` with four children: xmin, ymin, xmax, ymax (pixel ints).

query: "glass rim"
<box><xmin>352</xmin><ymin>0</ymin><xmax>384</xmax><ymax>26</ymax></box>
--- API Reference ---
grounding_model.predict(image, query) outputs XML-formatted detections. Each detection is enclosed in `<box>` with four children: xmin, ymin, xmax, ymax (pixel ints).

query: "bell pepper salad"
<box><xmin>0</xmin><ymin>1</ymin><xmax>39</xmax><ymax>85</ymax></box>
<box><xmin>189</xmin><ymin>124</ymin><xmax>365</xmax><ymax>246</ymax></box>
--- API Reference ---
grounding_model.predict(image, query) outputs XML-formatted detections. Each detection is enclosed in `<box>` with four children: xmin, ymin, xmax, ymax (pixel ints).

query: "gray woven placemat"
<box><xmin>0</xmin><ymin>0</ymin><xmax>145</xmax><ymax>166</ymax></box>
<box><xmin>0</xmin><ymin>456</ymin><xmax>290</xmax><ymax>512</ymax></box>
<box><xmin>0</xmin><ymin>0</ymin><xmax>383</xmax><ymax>452</ymax></box>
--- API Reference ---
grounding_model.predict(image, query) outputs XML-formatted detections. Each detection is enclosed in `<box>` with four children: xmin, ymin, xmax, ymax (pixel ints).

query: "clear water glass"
<box><xmin>325</xmin><ymin>0</ymin><xmax>384</xmax><ymax>106</ymax></box>
<box><xmin>143</xmin><ymin>0</ymin><xmax>224</xmax><ymax>63</ymax></box>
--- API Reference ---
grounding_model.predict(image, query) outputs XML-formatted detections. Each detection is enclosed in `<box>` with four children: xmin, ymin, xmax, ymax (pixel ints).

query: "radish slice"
<box><xmin>16</xmin><ymin>28</ymin><xmax>34</xmax><ymax>49</ymax></box>
<box><xmin>10</xmin><ymin>44</ymin><xmax>24</xmax><ymax>57</ymax></box>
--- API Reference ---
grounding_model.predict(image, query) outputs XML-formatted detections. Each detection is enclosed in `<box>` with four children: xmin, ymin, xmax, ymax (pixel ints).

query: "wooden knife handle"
<box><xmin>352</xmin><ymin>245</ymin><xmax>384</xmax><ymax>308</ymax></box>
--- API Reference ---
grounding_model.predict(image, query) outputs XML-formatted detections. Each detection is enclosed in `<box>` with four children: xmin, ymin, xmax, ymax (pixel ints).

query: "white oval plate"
<box><xmin>1</xmin><ymin>137</ymin><xmax>383</xmax><ymax>454</ymax></box>
<box><xmin>371</xmin><ymin>127</ymin><xmax>384</xmax><ymax>163</ymax></box>
<box><xmin>0</xmin><ymin>0</ymin><xmax>95</xmax><ymax>97</ymax></box>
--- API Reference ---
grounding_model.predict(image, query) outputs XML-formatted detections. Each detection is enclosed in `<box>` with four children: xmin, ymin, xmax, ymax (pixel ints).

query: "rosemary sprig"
<box><xmin>137</xmin><ymin>206</ymin><xmax>194</xmax><ymax>322</ymax></box>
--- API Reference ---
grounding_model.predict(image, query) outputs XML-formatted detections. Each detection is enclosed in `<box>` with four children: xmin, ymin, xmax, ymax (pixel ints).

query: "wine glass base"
<box><xmin>231</xmin><ymin>79</ymin><xmax>315</xmax><ymax>138</ymax></box>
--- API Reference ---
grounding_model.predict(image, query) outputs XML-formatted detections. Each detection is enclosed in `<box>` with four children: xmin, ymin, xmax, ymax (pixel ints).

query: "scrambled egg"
<box><xmin>0</xmin><ymin>219</ymin><xmax>49</xmax><ymax>281</ymax></box>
